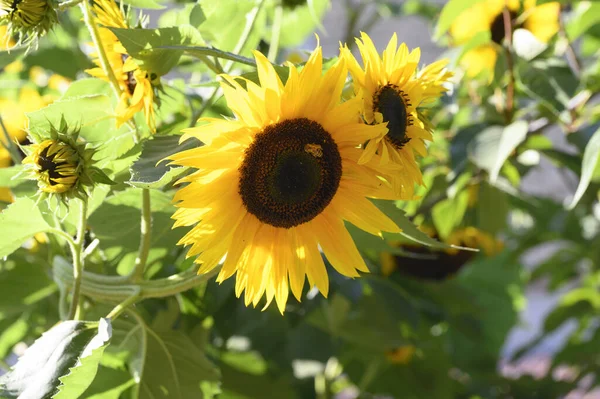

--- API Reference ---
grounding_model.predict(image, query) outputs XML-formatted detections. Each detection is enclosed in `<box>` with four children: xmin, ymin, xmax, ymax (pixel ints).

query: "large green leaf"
<box><xmin>87</xmin><ymin>188</ymin><xmax>185</xmax><ymax>275</ymax></box>
<box><xmin>0</xmin><ymin>197</ymin><xmax>52</xmax><ymax>259</ymax></box>
<box><xmin>567</xmin><ymin>2</ymin><xmax>600</xmax><ymax>40</ymax></box>
<box><xmin>567</xmin><ymin>126</ymin><xmax>600</xmax><ymax>209</ymax></box>
<box><xmin>431</xmin><ymin>190</ymin><xmax>469</xmax><ymax>240</ymax></box>
<box><xmin>0</xmin><ymin>319</ymin><xmax>111</xmax><ymax>399</ymax></box>
<box><xmin>277</xmin><ymin>0</ymin><xmax>330</xmax><ymax>48</ymax></box>
<box><xmin>128</xmin><ymin>135</ymin><xmax>201</xmax><ymax>189</ymax></box>
<box><xmin>110</xmin><ymin>26</ymin><xmax>204</xmax><ymax>76</ymax></box>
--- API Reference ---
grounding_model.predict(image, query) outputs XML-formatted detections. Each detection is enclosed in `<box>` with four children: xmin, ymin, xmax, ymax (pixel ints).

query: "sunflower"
<box><xmin>340</xmin><ymin>33</ymin><xmax>452</xmax><ymax>199</ymax></box>
<box><xmin>381</xmin><ymin>227</ymin><xmax>502</xmax><ymax>281</ymax></box>
<box><xmin>0</xmin><ymin>0</ymin><xmax>56</xmax><ymax>45</ymax></box>
<box><xmin>169</xmin><ymin>47</ymin><xmax>401</xmax><ymax>313</ymax></box>
<box><xmin>22</xmin><ymin>139</ymin><xmax>80</xmax><ymax>194</ymax></box>
<box><xmin>449</xmin><ymin>0</ymin><xmax>560</xmax><ymax>78</ymax></box>
<box><xmin>0</xmin><ymin>147</ymin><xmax>13</xmax><ymax>203</ymax></box>
<box><xmin>85</xmin><ymin>0</ymin><xmax>157</xmax><ymax>131</ymax></box>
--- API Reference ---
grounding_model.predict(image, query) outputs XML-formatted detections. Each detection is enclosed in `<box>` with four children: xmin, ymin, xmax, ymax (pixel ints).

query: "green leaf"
<box><xmin>87</xmin><ymin>188</ymin><xmax>185</xmax><ymax>275</ymax></box>
<box><xmin>567</xmin><ymin>126</ymin><xmax>600</xmax><ymax>209</ymax></box>
<box><xmin>128</xmin><ymin>135</ymin><xmax>201</xmax><ymax>189</ymax></box>
<box><xmin>0</xmin><ymin>317</ymin><xmax>28</xmax><ymax>360</ymax></box>
<box><xmin>277</xmin><ymin>0</ymin><xmax>330</xmax><ymax>47</ymax></box>
<box><xmin>512</xmin><ymin>28</ymin><xmax>548</xmax><ymax>61</ymax></box>
<box><xmin>110</xmin><ymin>25</ymin><xmax>204</xmax><ymax>76</ymax></box>
<box><xmin>476</xmin><ymin>181</ymin><xmax>509</xmax><ymax>235</ymax></box>
<box><xmin>80</xmin><ymin>366</ymin><xmax>135</xmax><ymax>399</ymax></box>
<box><xmin>0</xmin><ymin>197</ymin><xmax>52</xmax><ymax>259</ymax></box>
<box><xmin>566</xmin><ymin>3</ymin><xmax>600</xmax><ymax>40</ymax></box>
<box><xmin>53</xmin><ymin>319</ymin><xmax>112</xmax><ymax>399</ymax></box>
<box><xmin>374</xmin><ymin>200</ymin><xmax>474</xmax><ymax>251</ymax></box>
<box><xmin>0</xmin><ymin>319</ymin><xmax>111</xmax><ymax>399</ymax></box>
<box><xmin>0</xmin><ymin>165</ymin><xmax>25</xmax><ymax>188</ymax></box>
<box><xmin>433</xmin><ymin>0</ymin><xmax>486</xmax><ymax>40</ymax></box>
<box><xmin>0</xmin><ymin>249</ymin><xmax>57</xmax><ymax>319</ymax></box>
<box><xmin>490</xmin><ymin>121</ymin><xmax>529</xmax><ymax>183</ymax></box>
<box><xmin>432</xmin><ymin>190</ymin><xmax>470</xmax><ymax>240</ymax></box>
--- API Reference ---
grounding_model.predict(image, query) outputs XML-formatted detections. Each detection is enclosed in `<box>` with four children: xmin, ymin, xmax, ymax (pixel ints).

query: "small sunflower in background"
<box><xmin>340</xmin><ymin>33</ymin><xmax>453</xmax><ymax>199</ymax></box>
<box><xmin>169</xmin><ymin>47</ymin><xmax>401</xmax><ymax>314</ymax></box>
<box><xmin>0</xmin><ymin>86</ymin><xmax>51</xmax><ymax>144</ymax></box>
<box><xmin>449</xmin><ymin>0</ymin><xmax>560</xmax><ymax>78</ymax></box>
<box><xmin>0</xmin><ymin>0</ymin><xmax>56</xmax><ymax>45</ymax></box>
<box><xmin>86</xmin><ymin>0</ymin><xmax>159</xmax><ymax>131</ymax></box>
<box><xmin>381</xmin><ymin>227</ymin><xmax>503</xmax><ymax>281</ymax></box>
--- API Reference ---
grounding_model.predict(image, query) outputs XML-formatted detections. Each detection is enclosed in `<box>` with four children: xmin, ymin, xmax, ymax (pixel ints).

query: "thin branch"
<box><xmin>130</xmin><ymin>189</ymin><xmax>152</xmax><ymax>282</ymax></box>
<box><xmin>67</xmin><ymin>197</ymin><xmax>88</xmax><ymax>320</ymax></box>
<box><xmin>502</xmin><ymin>7</ymin><xmax>515</xmax><ymax>124</ymax></box>
<box><xmin>57</xmin><ymin>0</ymin><xmax>83</xmax><ymax>11</ymax></box>
<box><xmin>558</xmin><ymin>5</ymin><xmax>581</xmax><ymax>78</ymax></box>
<box><xmin>267</xmin><ymin>4</ymin><xmax>283</xmax><ymax>63</ymax></box>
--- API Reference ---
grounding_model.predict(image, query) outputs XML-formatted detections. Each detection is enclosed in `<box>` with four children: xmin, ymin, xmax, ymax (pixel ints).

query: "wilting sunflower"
<box><xmin>381</xmin><ymin>227</ymin><xmax>502</xmax><ymax>281</ymax></box>
<box><xmin>341</xmin><ymin>33</ymin><xmax>452</xmax><ymax>198</ymax></box>
<box><xmin>169</xmin><ymin>47</ymin><xmax>400</xmax><ymax>313</ymax></box>
<box><xmin>450</xmin><ymin>0</ymin><xmax>560</xmax><ymax>78</ymax></box>
<box><xmin>86</xmin><ymin>0</ymin><xmax>158</xmax><ymax>131</ymax></box>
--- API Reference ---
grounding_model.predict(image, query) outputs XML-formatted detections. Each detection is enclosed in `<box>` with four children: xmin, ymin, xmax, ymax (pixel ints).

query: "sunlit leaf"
<box><xmin>567</xmin><ymin>126</ymin><xmax>600</xmax><ymax>209</ymax></box>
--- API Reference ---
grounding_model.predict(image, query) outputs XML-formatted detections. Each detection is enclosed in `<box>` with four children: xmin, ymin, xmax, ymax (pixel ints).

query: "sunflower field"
<box><xmin>1</xmin><ymin>0</ymin><xmax>600</xmax><ymax>397</ymax></box>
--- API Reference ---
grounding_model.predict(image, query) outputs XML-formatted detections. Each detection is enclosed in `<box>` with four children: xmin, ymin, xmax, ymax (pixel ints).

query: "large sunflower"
<box><xmin>340</xmin><ymin>33</ymin><xmax>452</xmax><ymax>198</ymax></box>
<box><xmin>86</xmin><ymin>0</ymin><xmax>157</xmax><ymax>131</ymax></box>
<box><xmin>450</xmin><ymin>0</ymin><xmax>560</xmax><ymax>78</ymax></box>
<box><xmin>169</xmin><ymin>47</ymin><xmax>401</xmax><ymax>313</ymax></box>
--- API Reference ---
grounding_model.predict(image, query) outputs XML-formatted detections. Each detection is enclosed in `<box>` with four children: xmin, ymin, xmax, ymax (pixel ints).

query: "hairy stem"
<box><xmin>67</xmin><ymin>197</ymin><xmax>88</xmax><ymax>320</ymax></box>
<box><xmin>81</xmin><ymin>0</ymin><xmax>123</xmax><ymax>101</ymax></box>
<box><xmin>130</xmin><ymin>189</ymin><xmax>152</xmax><ymax>282</ymax></box>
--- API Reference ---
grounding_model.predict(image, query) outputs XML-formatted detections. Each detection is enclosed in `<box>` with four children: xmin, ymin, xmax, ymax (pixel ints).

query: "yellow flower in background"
<box><xmin>450</xmin><ymin>0</ymin><xmax>560</xmax><ymax>78</ymax></box>
<box><xmin>381</xmin><ymin>227</ymin><xmax>502</xmax><ymax>281</ymax></box>
<box><xmin>386</xmin><ymin>345</ymin><xmax>416</xmax><ymax>364</ymax></box>
<box><xmin>341</xmin><ymin>33</ymin><xmax>452</xmax><ymax>199</ymax></box>
<box><xmin>0</xmin><ymin>148</ymin><xmax>13</xmax><ymax>203</ymax></box>
<box><xmin>86</xmin><ymin>0</ymin><xmax>157</xmax><ymax>131</ymax></box>
<box><xmin>0</xmin><ymin>86</ymin><xmax>48</xmax><ymax>144</ymax></box>
<box><xmin>22</xmin><ymin>139</ymin><xmax>80</xmax><ymax>194</ymax></box>
<box><xmin>169</xmin><ymin>47</ymin><xmax>400</xmax><ymax>314</ymax></box>
<box><xmin>0</xmin><ymin>24</ymin><xmax>15</xmax><ymax>48</ymax></box>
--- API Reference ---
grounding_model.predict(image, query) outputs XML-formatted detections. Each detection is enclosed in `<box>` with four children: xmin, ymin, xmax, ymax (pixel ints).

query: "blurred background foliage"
<box><xmin>1</xmin><ymin>0</ymin><xmax>600</xmax><ymax>398</ymax></box>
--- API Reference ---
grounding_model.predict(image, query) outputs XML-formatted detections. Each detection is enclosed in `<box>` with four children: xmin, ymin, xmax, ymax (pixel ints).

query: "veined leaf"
<box><xmin>128</xmin><ymin>135</ymin><xmax>201</xmax><ymax>189</ymax></box>
<box><xmin>567</xmin><ymin>126</ymin><xmax>600</xmax><ymax>209</ymax></box>
<box><xmin>0</xmin><ymin>197</ymin><xmax>52</xmax><ymax>259</ymax></box>
<box><xmin>0</xmin><ymin>319</ymin><xmax>111</xmax><ymax>399</ymax></box>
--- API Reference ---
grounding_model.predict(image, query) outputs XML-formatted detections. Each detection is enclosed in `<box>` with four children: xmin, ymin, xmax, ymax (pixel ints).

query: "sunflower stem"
<box><xmin>0</xmin><ymin>115</ymin><xmax>23</xmax><ymax>164</ymax></box>
<box><xmin>267</xmin><ymin>4</ymin><xmax>283</xmax><ymax>63</ymax></box>
<box><xmin>130</xmin><ymin>189</ymin><xmax>152</xmax><ymax>282</ymax></box>
<box><xmin>225</xmin><ymin>0</ymin><xmax>266</xmax><ymax>70</ymax></box>
<box><xmin>81</xmin><ymin>0</ymin><xmax>123</xmax><ymax>102</ymax></box>
<box><xmin>67</xmin><ymin>197</ymin><xmax>88</xmax><ymax>321</ymax></box>
<box><xmin>105</xmin><ymin>291</ymin><xmax>141</xmax><ymax>320</ymax></box>
<box><xmin>558</xmin><ymin>5</ymin><xmax>581</xmax><ymax>79</ymax></box>
<box><xmin>501</xmin><ymin>7</ymin><xmax>515</xmax><ymax>124</ymax></box>
<box><xmin>57</xmin><ymin>0</ymin><xmax>83</xmax><ymax>11</ymax></box>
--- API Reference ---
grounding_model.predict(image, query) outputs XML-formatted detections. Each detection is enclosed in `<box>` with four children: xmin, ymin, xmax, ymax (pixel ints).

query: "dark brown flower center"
<box><xmin>239</xmin><ymin>118</ymin><xmax>342</xmax><ymax>228</ymax></box>
<box><xmin>373</xmin><ymin>84</ymin><xmax>413</xmax><ymax>150</ymax></box>
<box><xmin>38</xmin><ymin>146</ymin><xmax>65</xmax><ymax>185</ymax></box>
<box><xmin>490</xmin><ymin>10</ymin><xmax>519</xmax><ymax>45</ymax></box>
<box><xmin>121</xmin><ymin>54</ymin><xmax>137</xmax><ymax>95</ymax></box>
<box><xmin>391</xmin><ymin>244</ymin><xmax>474</xmax><ymax>281</ymax></box>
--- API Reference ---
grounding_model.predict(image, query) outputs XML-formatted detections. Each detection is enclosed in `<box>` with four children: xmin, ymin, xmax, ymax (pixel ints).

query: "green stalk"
<box><xmin>80</xmin><ymin>0</ymin><xmax>122</xmax><ymax>101</ymax></box>
<box><xmin>267</xmin><ymin>4</ymin><xmax>283</xmax><ymax>63</ymax></box>
<box><xmin>130</xmin><ymin>189</ymin><xmax>152</xmax><ymax>282</ymax></box>
<box><xmin>67</xmin><ymin>197</ymin><xmax>89</xmax><ymax>320</ymax></box>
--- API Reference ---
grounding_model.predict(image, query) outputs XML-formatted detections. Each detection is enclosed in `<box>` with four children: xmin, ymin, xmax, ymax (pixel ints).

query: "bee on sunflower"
<box><xmin>381</xmin><ymin>227</ymin><xmax>503</xmax><ymax>281</ymax></box>
<box><xmin>449</xmin><ymin>0</ymin><xmax>560</xmax><ymax>78</ymax></box>
<box><xmin>340</xmin><ymin>33</ymin><xmax>453</xmax><ymax>199</ymax></box>
<box><xmin>169</xmin><ymin>46</ymin><xmax>401</xmax><ymax>314</ymax></box>
<box><xmin>0</xmin><ymin>0</ymin><xmax>56</xmax><ymax>46</ymax></box>
<box><xmin>85</xmin><ymin>0</ymin><xmax>159</xmax><ymax>131</ymax></box>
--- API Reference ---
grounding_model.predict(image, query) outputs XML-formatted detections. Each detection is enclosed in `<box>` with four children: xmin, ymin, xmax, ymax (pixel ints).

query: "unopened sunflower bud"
<box><xmin>21</xmin><ymin>120</ymin><xmax>115</xmax><ymax>201</ymax></box>
<box><xmin>0</xmin><ymin>0</ymin><xmax>57</xmax><ymax>46</ymax></box>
